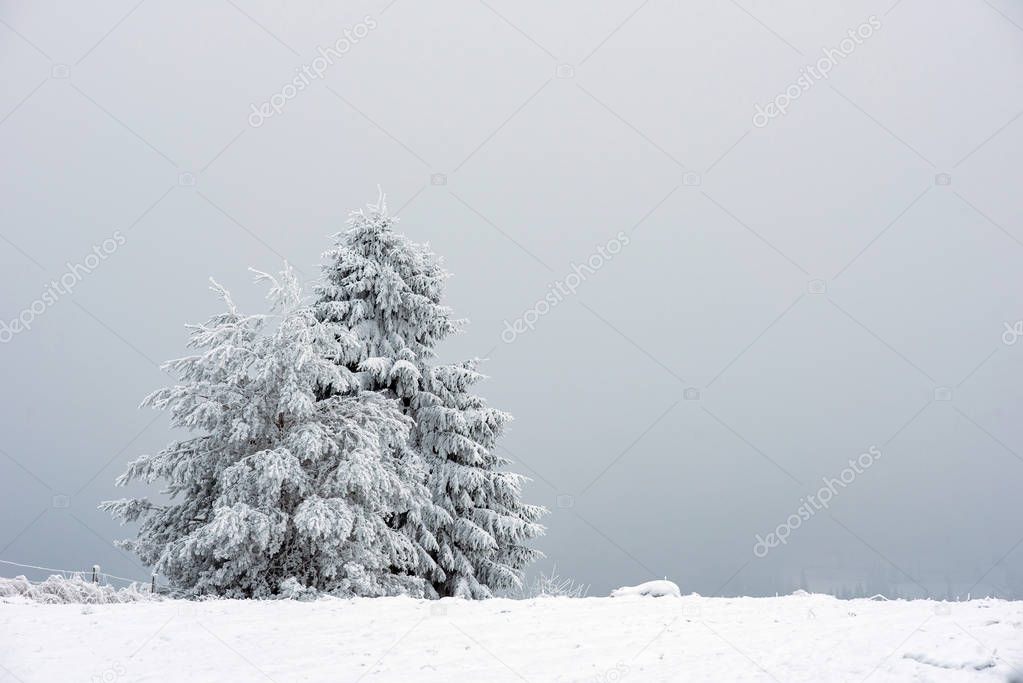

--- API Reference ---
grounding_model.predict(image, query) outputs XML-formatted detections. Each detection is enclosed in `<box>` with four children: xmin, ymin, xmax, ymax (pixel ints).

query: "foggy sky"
<box><xmin>2</xmin><ymin>0</ymin><xmax>1022</xmax><ymax>598</ymax></box>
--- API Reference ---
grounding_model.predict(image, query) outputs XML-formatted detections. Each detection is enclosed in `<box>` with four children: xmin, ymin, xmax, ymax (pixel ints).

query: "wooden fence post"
<box><xmin>151</xmin><ymin>573</ymin><xmax>157</xmax><ymax>594</ymax></box>
<box><xmin>92</xmin><ymin>565</ymin><xmax>100</xmax><ymax>584</ymax></box>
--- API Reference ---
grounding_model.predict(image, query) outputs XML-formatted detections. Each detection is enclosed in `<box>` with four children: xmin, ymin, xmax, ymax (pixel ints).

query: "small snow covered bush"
<box><xmin>515</xmin><ymin>566</ymin><xmax>589</xmax><ymax>598</ymax></box>
<box><xmin>0</xmin><ymin>575</ymin><xmax>160</xmax><ymax>604</ymax></box>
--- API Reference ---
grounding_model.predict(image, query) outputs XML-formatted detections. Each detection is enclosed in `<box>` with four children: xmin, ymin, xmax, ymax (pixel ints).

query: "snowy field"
<box><xmin>3</xmin><ymin>594</ymin><xmax>1022</xmax><ymax>682</ymax></box>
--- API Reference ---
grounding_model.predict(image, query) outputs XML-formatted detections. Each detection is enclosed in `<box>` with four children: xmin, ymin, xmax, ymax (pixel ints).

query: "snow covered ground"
<box><xmin>2</xmin><ymin>593</ymin><xmax>1022</xmax><ymax>682</ymax></box>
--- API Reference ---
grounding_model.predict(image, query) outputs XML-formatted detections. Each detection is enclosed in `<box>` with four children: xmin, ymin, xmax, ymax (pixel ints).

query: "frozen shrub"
<box><xmin>514</xmin><ymin>566</ymin><xmax>589</xmax><ymax>599</ymax></box>
<box><xmin>0</xmin><ymin>574</ymin><xmax>160</xmax><ymax>604</ymax></box>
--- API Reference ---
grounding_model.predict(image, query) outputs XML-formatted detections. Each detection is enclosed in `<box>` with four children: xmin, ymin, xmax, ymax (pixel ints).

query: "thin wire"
<box><xmin>0</xmin><ymin>558</ymin><xmax>167</xmax><ymax>588</ymax></box>
<box><xmin>0</xmin><ymin>559</ymin><xmax>87</xmax><ymax>575</ymax></box>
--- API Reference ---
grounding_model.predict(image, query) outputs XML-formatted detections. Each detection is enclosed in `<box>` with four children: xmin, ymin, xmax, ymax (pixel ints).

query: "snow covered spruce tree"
<box><xmin>101</xmin><ymin>266</ymin><xmax>443</xmax><ymax>598</ymax></box>
<box><xmin>315</xmin><ymin>193</ymin><xmax>545</xmax><ymax>598</ymax></box>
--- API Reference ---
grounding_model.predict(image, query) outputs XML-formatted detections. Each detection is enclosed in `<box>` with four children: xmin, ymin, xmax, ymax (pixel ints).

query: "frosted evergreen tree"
<box><xmin>316</xmin><ymin>193</ymin><xmax>545</xmax><ymax>598</ymax></box>
<box><xmin>102</xmin><ymin>266</ymin><xmax>443</xmax><ymax>598</ymax></box>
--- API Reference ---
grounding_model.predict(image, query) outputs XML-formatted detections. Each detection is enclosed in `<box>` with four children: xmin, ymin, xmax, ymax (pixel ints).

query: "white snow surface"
<box><xmin>610</xmin><ymin>580</ymin><xmax>682</xmax><ymax>598</ymax></box>
<box><xmin>3</xmin><ymin>594</ymin><xmax>1022</xmax><ymax>682</ymax></box>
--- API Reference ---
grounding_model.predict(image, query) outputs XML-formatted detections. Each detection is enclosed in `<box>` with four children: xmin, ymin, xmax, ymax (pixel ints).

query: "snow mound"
<box><xmin>610</xmin><ymin>580</ymin><xmax>681</xmax><ymax>598</ymax></box>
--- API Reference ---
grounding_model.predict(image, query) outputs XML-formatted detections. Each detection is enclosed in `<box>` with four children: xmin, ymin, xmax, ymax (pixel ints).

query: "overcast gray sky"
<box><xmin>1</xmin><ymin>0</ymin><xmax>1022</xmax><ymax>598</ymax></box>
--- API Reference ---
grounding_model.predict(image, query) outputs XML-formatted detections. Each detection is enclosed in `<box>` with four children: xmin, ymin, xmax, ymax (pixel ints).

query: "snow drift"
<box><xmin>5</xmin><ymin>593</ymin><xmax>1020</xmax><ymax>681</ymax></box>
